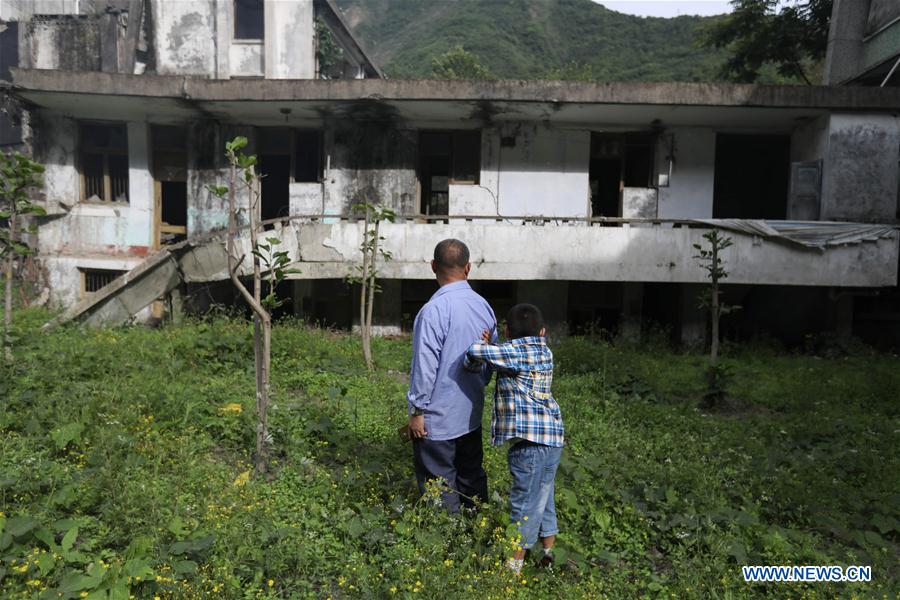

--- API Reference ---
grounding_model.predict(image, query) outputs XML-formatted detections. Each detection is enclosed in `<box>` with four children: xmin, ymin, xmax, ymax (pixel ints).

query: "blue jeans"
<box><xmin>507</xmin><ymin>440</ymin><xmax>562</xmax><ymax>549</ymax></box>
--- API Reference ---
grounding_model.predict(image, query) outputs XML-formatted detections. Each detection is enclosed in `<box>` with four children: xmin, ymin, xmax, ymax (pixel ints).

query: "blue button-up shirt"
<box><xmin>406</xmin><ymin>280</ymin><xmax>497</xmax><ymax>441</ymax></box>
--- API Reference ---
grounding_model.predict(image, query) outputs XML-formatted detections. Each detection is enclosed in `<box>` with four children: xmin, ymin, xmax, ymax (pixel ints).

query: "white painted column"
<box><xmin>126</xmin><ymin>122</ymin><xmax>154</xmax><ymax>250</ymax></box>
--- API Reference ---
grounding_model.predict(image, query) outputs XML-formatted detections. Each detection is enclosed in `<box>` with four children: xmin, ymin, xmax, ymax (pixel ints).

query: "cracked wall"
<box><xmin>152</xmin><ymin>0</ymin><xmax>217</xmax><ymax>76</ymax></box>
<box><xmin>324</xmin><ymin>121</ymin><xmax>418</xmax><ymax>215</ymax></box>
<box><xmin>821</xmin><ymin>114</ymin><xmax>900</xmax><ymax>222</ymax></box>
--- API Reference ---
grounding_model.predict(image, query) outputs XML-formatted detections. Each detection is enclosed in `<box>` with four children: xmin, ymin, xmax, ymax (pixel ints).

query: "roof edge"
<box><xmin>10</xmin><ymin>68</ymin><xmax>900</xmax><ymax>110</ymax></box>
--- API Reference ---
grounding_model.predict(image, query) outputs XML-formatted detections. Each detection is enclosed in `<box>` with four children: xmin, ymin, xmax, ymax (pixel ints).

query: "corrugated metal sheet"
<box><xmin>692</xmin><ymin>219</ymin><xmax>898</xmax><ymax>250</ymax></box>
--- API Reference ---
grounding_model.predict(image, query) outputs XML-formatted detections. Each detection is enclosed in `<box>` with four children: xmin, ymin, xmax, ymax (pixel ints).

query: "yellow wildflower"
<box><xmin>233</xmin><ymin>470</ymin><xmax>251</xmax><ymax>487</ymax></box>
<box><xmin>219</xmin><ymin>403</ymin><xmax>243</xmax><ymax>415</ymax></box>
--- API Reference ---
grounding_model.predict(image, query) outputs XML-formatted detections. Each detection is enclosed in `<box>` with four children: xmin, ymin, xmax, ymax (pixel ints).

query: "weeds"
<box><xmin>0</xmin><ymin>308</ymin><xmax>897</xmax><ymax>598</ymax></box>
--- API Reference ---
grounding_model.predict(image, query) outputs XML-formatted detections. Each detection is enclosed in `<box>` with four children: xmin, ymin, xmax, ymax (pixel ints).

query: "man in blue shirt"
<box><xmin>407</xmin><ymin>239</ymin><xmax>496</xmax><ymax>512</ymax></box>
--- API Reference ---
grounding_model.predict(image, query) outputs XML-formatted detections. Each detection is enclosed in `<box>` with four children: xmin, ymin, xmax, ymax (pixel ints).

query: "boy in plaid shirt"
<box><xmin>464</xmin><ymin>304</ymin><xmax>565</xmax><ymax>574</ymax></box>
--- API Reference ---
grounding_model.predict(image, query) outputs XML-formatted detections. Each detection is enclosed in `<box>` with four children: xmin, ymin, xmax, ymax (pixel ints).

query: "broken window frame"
<box><xmin>78</xmin><ymin>121</ymin><xmax>129</xmax><ymax>203</ymax></box>
<box><xmin>418</xmin><ymin>130</ymin><xmax>481</xmax><ymax>218</ymax></box>
<box><xmin>419</xmin><ymin>130</ymin><xmax>481</xmax><ymax>185</ymax></box>
<box><xmin>589</xmin><ymin>131</ymin><xmax>657</xmax><ymax>218</ymax></box>
<box><xmin>80</xmin><ymin>268</ymin><xmax>125</xmax><ymax>296</ymax></box>
<box><xmin>233</xmin><ymin>0</ymin><xmax>265</xmax><ymax>41</ymax></box>
<box><xmin>257</xmin><ymin>127</ymin><xmax>325</xmax><ymax>184</ymax></box>
<box><xmin>293</xmin><ymin>129</ymin><xmax>324</xmax><ymax>184</ymax></box>
<box><xmin>449</xmin><ymin>130</ymin><xmax>481</xmax><ymax>185</ymax></box>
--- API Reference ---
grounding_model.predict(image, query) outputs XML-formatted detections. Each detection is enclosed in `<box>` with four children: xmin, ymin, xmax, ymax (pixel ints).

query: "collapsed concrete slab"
<box><xmin>43</xmin><ymin>217</ymin><xmax>898</xmax><ymax>329</ymax></box>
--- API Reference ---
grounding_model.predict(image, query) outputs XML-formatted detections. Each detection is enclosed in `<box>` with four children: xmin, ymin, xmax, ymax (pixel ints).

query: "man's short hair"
<box><xmin>433</xmin><ymin>239</ymin><xmax>470</xmax><ymax>270</ymax></box>
<box><xmin>506</xmin><ymin>304</ymin><xmax>544</xmax><ymax>339</ymax></box>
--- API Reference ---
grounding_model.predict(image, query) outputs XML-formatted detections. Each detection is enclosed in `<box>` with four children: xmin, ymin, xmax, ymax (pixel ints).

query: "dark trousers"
<box><xmin>412</xmin><ymin>427</ymin><xmax>488</xmax><ymax>513</ymax></box>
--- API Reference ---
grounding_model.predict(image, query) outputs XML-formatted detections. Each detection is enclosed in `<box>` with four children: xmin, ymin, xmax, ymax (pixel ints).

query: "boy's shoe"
<box><xmin>537</xmin><ymin>551</ymin><xmax>554</xmax><ymax>568</ymax></box>
<box><xmin>506</xmin><ymin>558</ymin><xmax>524</xmax><ymax>575</ymax></box>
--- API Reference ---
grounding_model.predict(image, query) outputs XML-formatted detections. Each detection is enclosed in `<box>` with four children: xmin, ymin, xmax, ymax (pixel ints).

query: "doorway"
<box><xmin>259</xmin><ymin>154</ymin><xmax>291</xmax><ymax>223</ymax></box>
<box><xmin>713</xmin><ymin>134</ymin><xmax>790</xmax><ymax>219</ymax></box>
<box><xmin>589</xmin><ymin>132</ymin><xmax>655</xmax><ymax>218</ymax></box>
<box><xmin>151</xmin><ymin>125</ymin><xmax>187</xmax><ymax>247</ymax></box>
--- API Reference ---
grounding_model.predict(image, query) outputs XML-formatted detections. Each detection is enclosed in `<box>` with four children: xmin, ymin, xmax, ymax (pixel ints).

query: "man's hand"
<box><xmin>480</xmin><ymin>329</ymin><xmax>492</xmax><ymax>343</ymax></box>
<box><xmin>409</xmin><ymin>414</ymin><xmax>427</xmax><ymax>439</ymax></box>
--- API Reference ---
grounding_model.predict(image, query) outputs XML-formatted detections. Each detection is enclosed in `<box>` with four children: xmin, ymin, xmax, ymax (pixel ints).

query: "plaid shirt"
<box><xmin>464</xmin><ymin>336</ymin><xmax>564</xmax><ymax>448</ymax></box>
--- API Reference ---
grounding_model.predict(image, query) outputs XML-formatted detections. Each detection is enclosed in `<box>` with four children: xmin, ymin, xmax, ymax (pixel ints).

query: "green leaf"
<box><xmin>37</xmin><ymin>551</ymin><xmax>56</xmax><ymax>576</ymax></box>
<box><xmin>237</xmin><ymin>154</ymin><xmax>257</xmax><ymax>169</ymax></box>
<box><xmin>61</xmin><ymin>526</ymin><xmax>78</xmax><ymax>553</ymax></box>
<box><xmin>50</xmin><ymin>422</ymin><xmax>84</xmax><ymax>450</ymax></box>
<box><xmin>863</xmin><ymin>530</ymin><xmax>887</xmax><ymax>547</ymax></box>
<box><xmin>108</xmin><ymin>581</ymin><xmax>130</xmax><ymax>600</ymax></box>
<box><xmin>727</xmin><ymin>539</ymin><xmax>747</xmax><ymax>564</ymax></box>
<box><xmin>58</xmin><ymin>572</ymin><xmax>93</xmax><ymax>593</ymax></box>
<box><xmin>173</xmin><ymin>560</ymin><xmax>198</xmax><ymax>574</ymax></box>
<box><xmin>7</xmin><ymin>515</ymin><xmax>38</xmax><ymax>538</ymax></box>
<box><xmin>206</xmin><ymin>184</ymin><xmax>228</xmax><ymax>197</ymax></box>
<box><xmin>226</xmin><ymin>136</ymin><xmax>248</xmax><ymax>152</ymax></box>
<box><xmin>123</xmin><ymin>558</ymin><xmax>154</xmax><ymax>579</ymax></box>
<box><xmin>167</xmin><ymin>516</ymin><xmax>189</xmax><ymax>537</ymax></box>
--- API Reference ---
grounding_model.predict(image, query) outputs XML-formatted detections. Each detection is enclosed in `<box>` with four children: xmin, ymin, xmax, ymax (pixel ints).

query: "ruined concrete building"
<box><xmin>1</xmin><ymin>0</ymin><xmax>899</xmax><ymax>345</ymax></box>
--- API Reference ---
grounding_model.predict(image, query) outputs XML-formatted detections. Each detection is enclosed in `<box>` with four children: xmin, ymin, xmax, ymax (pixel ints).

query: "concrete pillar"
<box><xmin>620</xmin><ymin>283</ymin><xmax>643</xmax><ymax>343</ymax></box>
<box><xmin>214</xmin><ymin>0</ymin><xmax>231</xmax><ymax>79</ymax></box>
<box><xmin>823</xmin><ymin>0</ymin><xmax>870</xmax><ymax>85</ymax></box>
<box><xmin>168</xmin><ymin>285</ymin><xmax>184</xmax><ymax>325</ymax></box>
<box><xmin>292</xmin><ymin>279</ymin><xmax>314</xmax><ymax>319</ymax></box>
<box><xmin>679</xmin><ymin>283</ymin><xmax>706</xmax><ymax>349</ymax></box>
<box><xmin>832</xmin><ymin>292</ymin><xmax>854</xmax><ymax>340</ymax></box>
<box><xmin>352</xmin><ymin>279</ymin><xmax>402</xmax><ymax>336</ymax></box>
<box><xmin>126</xmin><ymin>121</ymin><xmax>153</xmax><ymax>250</ymax></box>
<box><xmin>516</xmin><ymin>280</ymin><xmax>568</xmax><ymax>341</ymax></box>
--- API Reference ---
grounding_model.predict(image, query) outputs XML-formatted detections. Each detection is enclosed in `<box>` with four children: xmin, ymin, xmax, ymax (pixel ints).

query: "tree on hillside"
<box><xmin>699</xmin><ymin>0</ymin><xmax>832</xmax><ymax>84</ymax></box>
<box><xmin>543</xmin><ymin>61</ymin><xmax>595</xmax><ymax>81</ymax></box>
<box><xmin>431</xmin><ymin>45</ymin><xmax>493</xmax><ymax>80</ymax></box>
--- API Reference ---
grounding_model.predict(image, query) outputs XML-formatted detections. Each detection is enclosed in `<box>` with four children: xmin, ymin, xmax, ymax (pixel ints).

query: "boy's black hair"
<box><xmin>506</xmin><ymin>303</ymin><xmax>544</xmax><ymax>339</ymax></box>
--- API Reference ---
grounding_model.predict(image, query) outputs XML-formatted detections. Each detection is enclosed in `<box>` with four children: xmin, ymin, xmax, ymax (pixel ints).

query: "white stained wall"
<box><xmin>0</xmin><ymin>0</ymin><xmax>79</xmax><ymax>20</ymax></box>
<box><xmin>447</xmin><ymin>124</ymin><xmax>591</xmax><ymax>219</ymax></box>
<box><xmin>265</xmin><ymin>0</ymin><xmax>315</xmax><ymax>79</ymax></box>
<box><xmin>821</xmin><ymin>113</ymin><xmax>900</xmax><ymax>222</ymax></box>
<box><xmin>37</xmin><ymin>121</ymin><xmax>155</xmax><ymax>306</ymax></box>
<box><xmin>656</xmin><ymin>128</ymin><xmax>716</xmax><ymax>219</ymax></box>
<box><xmin>790</xmin><ymin>113</ymin><xmax>900</xmax><ymax>222</ymax></box>
<box><xmin>39</xmin><ymin>121</ymin><xmax>154</xmax><ymax>254</ymax></box>
<box><xmin>452</xmin><ymin>125</ymin><xmax>718</xmax><ymax>221</ymax></box>
<box><xmin>152</xmin><ymin>0</ymin><xmax>218</xmax><ymax>76</ymax></box>
<box><xmin>495</xmin><ymin>124</ymin><xmax>590</xmax><ymax>217</ymax></box>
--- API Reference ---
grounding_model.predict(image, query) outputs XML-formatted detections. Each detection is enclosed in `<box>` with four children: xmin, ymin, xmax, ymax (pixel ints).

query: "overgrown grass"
<box><xmin>1</xmin><ymin>308</ymin><xmax>898</xmax><ymax>598</ymax></box>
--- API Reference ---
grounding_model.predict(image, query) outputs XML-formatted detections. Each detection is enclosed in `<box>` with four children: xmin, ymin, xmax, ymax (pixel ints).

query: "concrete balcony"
<box><xmin>179</xmin><ymin>217</ymin><xmax>898</xmax><ymax>288</ymax></box>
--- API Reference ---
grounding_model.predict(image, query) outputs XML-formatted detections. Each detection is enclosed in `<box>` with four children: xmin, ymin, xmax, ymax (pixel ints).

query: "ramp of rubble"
<box><xmin>42</xmin><ymin>235</ymin><xmax>232</xmax><ymax>330</ymax></box>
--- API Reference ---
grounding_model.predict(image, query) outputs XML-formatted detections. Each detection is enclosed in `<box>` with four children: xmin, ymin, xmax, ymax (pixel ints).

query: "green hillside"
<box><xmin>335</xmin><ymin>0</ymin><xmax>727</xmax><ymax>81</ymax></box>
